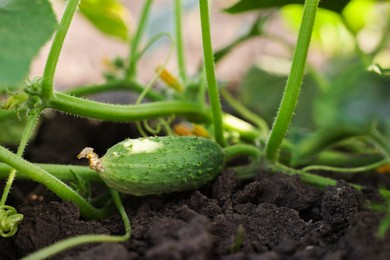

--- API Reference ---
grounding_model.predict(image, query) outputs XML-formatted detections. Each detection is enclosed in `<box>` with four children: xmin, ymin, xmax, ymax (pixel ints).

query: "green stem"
<box><xmin>307</xmin><ymin>150</ymin><xmax>384</xmax><ymax>168</ymax></box>
<box><xmin>265</xmin><ymin>0</ymin><xmax>319</xmax><ymax>162</ymax></box>
<box><xmin>127</xmin><ymin>0</ymin><xmax>154</xmax><ymax>79</ymax></box>
<box><xmin>224</xmin><ymin>144</ymin><xmax>261</xmax><ymax>162</ymax></box>
<box><xmin>134</xmin><ymin>36</ymin><xmax>174</xmax><ymax>136</ymax></box>
<box><xmin>274</xmin><ymin>163</ymin><xmax>390</xmax><ymax>199</ymax></box>
<box><xmin>291</xmin><ymin>126</ymin><xmax>364</xmax><ymax>166</ymax></box>
<box><xmin>0</xmin><ymin>145</ymin><xmax>109</xmax><ymax>219</ymax></box>
<box><xmin>306</xmin><ymin>65</ymin><xmax>330</xmax><ymax>93</ymax></box>
<box><xmin>135</xmin><ymin>32</ymin><xmax>174</xmax><ymax>66</ymax></box>
<box><xmin>67</xmin><ymin>79</ymin><xmax>164</xmax><ymax>101</ymax></box>
<box><xmin>199</xmin><ymin>0</ymin><xmax>225</xmax><ymax>147</ymax></box>
<box><xmin>21</xmin><ymin>190</ymin><xmax>130</xmax><ymax>260</ymax></box>
<box><xmin>174</xmin><ymin>0</ymin><xmax>187</xmax><ymax>83</ymax></box>
<box><xmin>42</xmin><ymin>0</ymin><xmax>80</xmax><ymax>99</ymax></box>
<box><xmin>273</xmin><ymin>163</ymin><xmax>337</xmax><ymax>187</ymax></box>
<box><xmin>47</xmin><ymin>92</ymin><xmax>211</xmax><ymax>123</ymax></box>
<box><xmin>221</xmin><ymin>89</ymin><xmax>269</xmax><ymax>137</ymax></box>
<box><xmin>0</xmin><ymin>111</ymin><xmax>41</xmax><ymax>206</ymax></box>
<box><xmin>301</xmin><ymin>159</ymin><xmax>389</xmax><ymax>173</ymax></box>
<box><xmin>136</xmin><ymin>34</ymin><xmax>174</xmax><ymax>105</ymax></box>
<box><xmin>0</xmin><ymin>163</ymin><xmax>101</xmax><ymax>182</ymax></box>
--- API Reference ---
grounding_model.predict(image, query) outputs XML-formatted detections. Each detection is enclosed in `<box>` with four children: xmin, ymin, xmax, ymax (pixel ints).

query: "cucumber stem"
<box><xmin>199</xmin><ymin>0</ymin><xmax>226</xmax><ymax>147</ymax></box>
<box><xmin>48</xmin><ymin>92</ymin><xmax>211</xmax><ymax>123</ymax></box>
<box><xmin>174</xmin><ymin>0</ymin><xmax>187</xmax><ymax>84</ymax></box>
<box><xmin>0</xmin><ymin>163</ymin><xmax>101</xmax><ymax>182</ymax></box>
<box><xmin>224</xmin><ymin>144</ymin><xmax>261</xmax><ymax>162</ymax></box>
<box><xmin>0</xmin><ymin>111</ymin><xmax>40</xmax><ymax>206</ymax></box>
<box><xmin>265</xmin><ymin>0</ymin><xmax>319</xmax><ymax>162</ymax></box>
<box><xmin>0</xmin><ymin>145</ymin><xmax>110</xmax><ymax>219</ymax></box>
<box><xmin>42</xmin><ymin>0</ymin><xmax>80</xmax><ymax>99</ymax></box>
<box><xmin>127</xmin><ymin>0</ymin><xmax>154</xmax><ymax>79</ymax></box>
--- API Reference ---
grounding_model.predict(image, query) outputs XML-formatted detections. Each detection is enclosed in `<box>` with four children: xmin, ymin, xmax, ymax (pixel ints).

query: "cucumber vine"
<box><xmin>1</xmin><ymin>0</ymin><xmax>390</xmax><ymax>258</ymax></box>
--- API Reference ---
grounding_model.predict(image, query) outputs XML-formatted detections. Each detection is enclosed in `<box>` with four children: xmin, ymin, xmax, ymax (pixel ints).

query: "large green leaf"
<box><xmin>239</xmin><ymin>66</ymin><xmax>319</xmax><ymax>129</ymax></box>
<box><xmin>314</xmin><ymin>59</ymin><xmax>390</xmax><ymax>129</ymax></box>
<box><xmin>225</xmin><ymin>0</ymin><xmax>351</xmax><ymax>14</ymax></box>
<box><xmin>0</xmin><ymin>0</ymin><xmax>57</xmax><ymax>89</ymax></box>
<box><xmin>79</xmin><ymin>0</ymin><xmax>130</xmax><ymax>41</ymax></box>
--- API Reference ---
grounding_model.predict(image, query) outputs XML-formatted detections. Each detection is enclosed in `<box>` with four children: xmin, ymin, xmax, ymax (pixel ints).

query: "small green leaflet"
<box><xmin>225</xmin><ymin>0</ymin><xmax>351</xmax><ymax>14</ymax></box>
<box><xmin>79</xmin><ymin>0</ymin><xmax>130</xmax><ymax>42</ymax></box>
<box><xmin>239</xmin><ymin>66</ymin><xmax>319</xmax><ymax>128</ymax></box>
<box><xmin>0</xmin><ymin>110</ymin><xmax>26</xmax><ymax>145</ymax></box>
<box><xmin>0</xmin><ymin>0</ymin><xmax>57</xmax><ymax>89</ymax></box>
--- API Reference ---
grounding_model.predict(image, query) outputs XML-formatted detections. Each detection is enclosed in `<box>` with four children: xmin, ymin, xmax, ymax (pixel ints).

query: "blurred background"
<box><xmin>29</xmin><ymin>0</ymin><xmax>308</xmax><ymax>88</ymax></box>
<box><xmin>0</xmin><ymin>0</ymin><xmax>382</xmax><ymax>145</ymax></box>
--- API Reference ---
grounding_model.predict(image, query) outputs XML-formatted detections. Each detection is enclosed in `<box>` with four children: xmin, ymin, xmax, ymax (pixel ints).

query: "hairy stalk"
<box><xmin>67</xmin><ymin>79</ymin><xmax>164</xmax><ymax>101</ymax></box>
<box><xmin>174</xmin><ymin>0</ymin><xmax>187</xmax><ymax>83</ymax></box>
<box><xmin>0</xmin><ymin>145</ymin><xmax>110</xmax><ymax>219</ymax></box>
<box><xmin>0</xmin><ymin>111</ymin><xmax>41</xmax><ymax>206</ymax></box>
<box><xmin>265</xmin><ymin>0</ymin><xmax>319</xmax><ymax>162</ymax></box>
<box><xmin>199</xmin><ymin>0</ymin><xmax>225</xmax><ymax>147</ymax></box>
<box><xmin>127</xmin><ymin>0</ymin><xmax>154</xmax><ymax>78</ymax></box>
<box><xmin>22</xmin><ymin>190</ymin><xmax>130</xmax><ymax>260</ymax></box>
<box><xmin>48</xmin><ymin>92</ymin><xmax>211</xmax><ymax>123</ymax></box>
<box><xmin>42</xmin><ymin>0</ymin><xmax>80</xmax><ymax>99</ymax></box>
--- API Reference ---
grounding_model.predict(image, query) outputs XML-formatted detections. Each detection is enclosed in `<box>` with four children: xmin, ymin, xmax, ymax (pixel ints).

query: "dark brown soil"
<box><xmin>2</xmin><ymin>113</ymin><xmax>390</xmax><ymax>259</ymax></box>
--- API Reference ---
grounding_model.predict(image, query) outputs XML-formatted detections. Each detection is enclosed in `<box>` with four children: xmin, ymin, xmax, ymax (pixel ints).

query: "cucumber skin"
<box><xmin>99</xmin><ymin>136</ymin><xmax>225</xmax><ymax>196</ymax></box>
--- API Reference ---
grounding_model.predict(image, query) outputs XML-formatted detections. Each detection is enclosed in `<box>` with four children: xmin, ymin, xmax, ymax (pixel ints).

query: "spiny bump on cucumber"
<box><xmin>78</xmin><ymin>136</ymin><xmax>225</xmax><ymax>196</ymax></box>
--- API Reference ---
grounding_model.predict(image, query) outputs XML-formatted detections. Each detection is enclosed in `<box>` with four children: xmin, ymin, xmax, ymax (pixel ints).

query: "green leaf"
<box><xmin>239</xmin><ymin>66</ymin><xmax>319</xmax><ymax>129</ymax></box>
<box><xmin>314</xmin><ymin>58</ymin><xmax>390</xmax><ymax>129</ymax></box>
<box><xmin>79</xmin><ymin>0</ymin><xmax>130</xmax><ymax>41</ymax></box>
<box><xmin>0</xmin><ymin>110</ymin><xmax>27</xmax><ymax>145</ymax></box>
<box><xmin>0</xmin><ymin>0</ymin><xmax>57</xmax><ymax>89</ymax></box>
<box><xmin>225</xmin><ymin>0</ymin><xmax>351</xmax><ymax>14</ymax></box>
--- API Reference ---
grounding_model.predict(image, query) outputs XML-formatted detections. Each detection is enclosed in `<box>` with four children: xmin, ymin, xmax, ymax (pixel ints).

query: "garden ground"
<box><xmin>1</xmin><ymin>113</ymin><xmax>390</xmax><ymax>259</ymax></box>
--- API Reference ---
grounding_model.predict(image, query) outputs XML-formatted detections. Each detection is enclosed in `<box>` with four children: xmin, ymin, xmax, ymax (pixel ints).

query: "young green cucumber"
<box><xmin>78</xmin><ymin>136</ymin><xmax>225</xmax><ymax>196</ymax></box>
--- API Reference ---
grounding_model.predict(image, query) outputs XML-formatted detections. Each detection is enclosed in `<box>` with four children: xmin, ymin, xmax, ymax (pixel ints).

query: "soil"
<box><xmin>2</xmin><ymin>113</ymin><xmax>390</xmax><ymax>259</ymax></box>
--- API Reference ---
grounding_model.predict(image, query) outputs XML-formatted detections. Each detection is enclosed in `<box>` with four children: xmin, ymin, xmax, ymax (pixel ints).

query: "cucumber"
<box><xmin>82</xmin><ymin>136</ymin><xmax>225</xmax><ymax>196</ymax></box>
